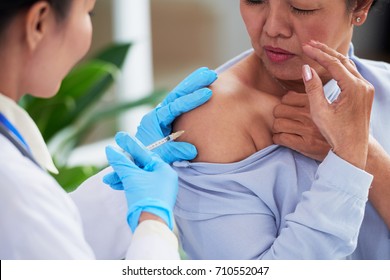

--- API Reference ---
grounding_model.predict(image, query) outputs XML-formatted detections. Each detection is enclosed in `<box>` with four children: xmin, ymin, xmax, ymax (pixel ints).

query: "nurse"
<box><xmin>0</xmin><ymin>0</ymin><xmax>216</xmax><ymax>259</ymax></box>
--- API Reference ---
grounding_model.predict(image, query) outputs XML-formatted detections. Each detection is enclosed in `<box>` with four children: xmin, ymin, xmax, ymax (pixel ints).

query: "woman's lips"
<box><xmin>264</xmin><ymin>46</ymin><xmax>295</xmax><ymax>63</ymax></box>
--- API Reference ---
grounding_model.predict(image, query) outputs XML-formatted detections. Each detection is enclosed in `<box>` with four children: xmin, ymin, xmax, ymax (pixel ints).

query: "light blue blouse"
<box><xmin>173</xmin><ymin>45</ymin><xmax>390</xmax><ymax>260</ymax></box>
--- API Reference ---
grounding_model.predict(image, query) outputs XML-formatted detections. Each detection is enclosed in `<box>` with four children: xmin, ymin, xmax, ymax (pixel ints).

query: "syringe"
<box><xmin>146</xmin><ymin>130</ymin><xmax>185</xmax><ymax>151</ymax></box>
<box><xmin>120</xmin><ymin>130</ymin><xmax>185</xmax><ymax>162</ymax></box>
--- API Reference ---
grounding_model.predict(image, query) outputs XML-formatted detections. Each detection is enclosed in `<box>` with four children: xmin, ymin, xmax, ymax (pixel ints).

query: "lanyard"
<box><xmin>0</xmin><ymin>112</ymin><xmax>41</xmax><ymax>168</ymax></box>
<box><xmin>0</xmin><ymin>112</ymin><xmax>31</xmax><ymax>152</ymax></box>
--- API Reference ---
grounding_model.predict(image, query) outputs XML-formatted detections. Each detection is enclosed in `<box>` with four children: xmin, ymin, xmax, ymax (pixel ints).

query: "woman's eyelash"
<box><xmin>245</xmin><ymin>0</ymin><xmax>265</xmax><ymax>5</ymax></box>
<box><xmin>244</xmin><ymin>0</ymin><xmax>317</xmax><ymax>15</ymax></box>
<box><xmin>291</xmin><ymin>7</ymin><xmax>316</xmax><ymax>15</ymax></box>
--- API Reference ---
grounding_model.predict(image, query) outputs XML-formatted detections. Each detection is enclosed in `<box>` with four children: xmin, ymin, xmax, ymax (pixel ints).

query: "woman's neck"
<box><xmin>274</xmin><ymin>78</ymin><xmax>306</xmax><ymax>94</ymax></box>
<box><xmin>0</xmin><ymin>46</ymin><xmax>24</xmax><ymax>102</ymax></box>
<box><xmin>240</xmin><ymin>53</ymin><xmax>312</xmax><ymax>97</ymax></box>
<box><xmin>234</xmin><ymin>54</ymin><xmax>285</xmax><ymax>97</ymax></box>
<box><xmin>0</xmin><ymin>76</ymin><xmax>20</xmax><ymax>102</ymax></box>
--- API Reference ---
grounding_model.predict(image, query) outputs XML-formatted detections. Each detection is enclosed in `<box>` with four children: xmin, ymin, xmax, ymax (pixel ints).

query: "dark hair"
<box><xmin>0</xmin><ymin>0</ymin><xmax>73</xmax><ymax>34</ymax></box>
<box><xmin>346</xmin><ymin>0</ymin><xmax>378</xmax><ymax>11</ymax></box>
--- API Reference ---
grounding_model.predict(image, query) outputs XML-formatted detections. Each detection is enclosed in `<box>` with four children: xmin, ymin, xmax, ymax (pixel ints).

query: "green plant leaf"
<box><xmin>94</xmin><ymin>42</ymin><xmax>132</xmax><ymax>69</ymax></box>
<box><xmin>53</xmin><ymin>165</ymin><xmax>104</xmax><ymax>193</ymax></box>
<box><xmin>48</xmin><ymin>89</ymin><xmax>168</xmax><ymax>164</ymax></box>
<box><xmin>86</xmin><ymin>88</ymin><xmax>166</xmax><ymax>121</ymax></box>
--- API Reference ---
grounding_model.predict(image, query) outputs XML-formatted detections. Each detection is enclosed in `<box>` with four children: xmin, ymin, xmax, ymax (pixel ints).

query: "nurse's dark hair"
<box><xmin>0</xmin><ymin>0</ymin><xmax>73</xmax><ymax>34</ymax></box>
<box><xmin>346</xmin><ymin>0</ymin><xmax>378</xmax><ymax>11</ymax></box>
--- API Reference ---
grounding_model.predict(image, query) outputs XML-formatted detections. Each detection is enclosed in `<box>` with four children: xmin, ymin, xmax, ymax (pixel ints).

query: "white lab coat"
<box><xmin>0</xmin><ymin>93</ymin><xmax>180</xmax><ymax>260</ymax></box>
<box><xmin>70</xmin><ymin>167</ymin><xmax>180</xmax><ymax>260</ymax></box>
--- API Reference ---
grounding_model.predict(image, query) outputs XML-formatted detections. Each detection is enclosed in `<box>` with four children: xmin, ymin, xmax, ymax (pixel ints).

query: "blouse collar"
<box><xmin>0</xmin><ymin>93</ymin><xmax>58</xmax><ymax>174</ymax></box>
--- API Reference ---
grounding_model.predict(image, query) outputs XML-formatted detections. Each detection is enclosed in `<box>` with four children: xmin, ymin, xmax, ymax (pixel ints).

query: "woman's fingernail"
<box><xmin>303</xmin><ymin>65</ymin><xmax>312</xmax><ymax>82</ymax></box>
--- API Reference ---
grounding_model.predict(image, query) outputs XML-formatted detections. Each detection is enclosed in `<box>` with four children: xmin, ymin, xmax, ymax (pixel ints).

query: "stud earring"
<box><xmin>356</xmin><ymin>17</ymin><xmax>361</xmax><ymax>23</ymax></box>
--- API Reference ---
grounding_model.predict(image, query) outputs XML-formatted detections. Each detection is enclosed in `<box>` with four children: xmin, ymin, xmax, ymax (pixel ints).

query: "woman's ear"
<box><xmin>352</xmin><ymin>0</ymin><xmax>374</xmax><ymax>26</ymax></box>
<box><xmin>25</xmin><ymin>1</ymin><xmax>52</xmax><ymax>51</ymax></box>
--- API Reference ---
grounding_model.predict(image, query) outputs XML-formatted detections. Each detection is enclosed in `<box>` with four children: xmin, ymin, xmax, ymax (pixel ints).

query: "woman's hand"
<box><xmin>300</xmin><ymin>41</ymin><xmax>374</xmax><ymax>169</ymax></box>
<box><xmin>272</xmin><ymin>91</ymin><xmax>331</xmax><ymax>161</ymax></box>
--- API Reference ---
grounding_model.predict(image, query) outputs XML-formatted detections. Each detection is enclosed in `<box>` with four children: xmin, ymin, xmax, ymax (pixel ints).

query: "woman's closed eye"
<box><xmin>291</xmin><ymin>6</ymin><xmax>317</xmax><ymax>15</ymax></box>
<box><xmin>244</xmin><ymin>0</ymin><xmax>265</xmax><ymax>6</ymax></box>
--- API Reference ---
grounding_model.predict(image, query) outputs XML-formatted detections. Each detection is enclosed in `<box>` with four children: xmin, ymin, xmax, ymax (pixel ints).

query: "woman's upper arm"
<box><xmin>174</xmin><ymin>81</ymin><xmax>239</xmax><ymax>162</ymax></box>
<box><xmin>173</xmin><ymin>79</ymin><xmax>254</xmax><ymax>163</ymax></box>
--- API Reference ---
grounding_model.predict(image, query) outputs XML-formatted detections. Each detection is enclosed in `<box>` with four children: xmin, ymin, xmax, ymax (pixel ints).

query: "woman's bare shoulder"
<box><xmin>173</xmin><ymin>71</ymin><xmax>258</xmax><ymax>163</ymax></box>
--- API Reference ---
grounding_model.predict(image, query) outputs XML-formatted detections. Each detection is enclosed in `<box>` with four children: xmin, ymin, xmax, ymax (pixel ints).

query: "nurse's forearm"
<box><xmin>139</xmin><ymin>212</ymin><xmax>167</xmax><ymax>226</ymax></box>
<box><xmin>366</xmin><ymin>137</ymin><xmax>390</xmax><ymax>229</ymax></box>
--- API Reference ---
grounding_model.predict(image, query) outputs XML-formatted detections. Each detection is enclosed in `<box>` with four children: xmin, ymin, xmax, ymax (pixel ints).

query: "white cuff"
<box><xmin>125</xmin><ymin>220</ymin><xmax>180</xmax><ymax>260</ymax></box>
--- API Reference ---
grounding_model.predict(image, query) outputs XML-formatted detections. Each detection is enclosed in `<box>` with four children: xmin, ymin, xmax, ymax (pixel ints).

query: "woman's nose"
<box><xmin>263</xmin><ymin>9</ymin><xmax>292</xmax><ymax>38</ymax></box>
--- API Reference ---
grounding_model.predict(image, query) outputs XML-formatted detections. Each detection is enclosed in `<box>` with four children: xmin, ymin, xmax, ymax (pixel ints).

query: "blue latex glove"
<box><xmin>136</xmin><ymin>67</ymin><xmax>217</xmax><ymax>163</ymax></box>
<box><xmin>103</xmin><ymin>132</ymin><xmax>178</xmax><ymax>232</ymax></box>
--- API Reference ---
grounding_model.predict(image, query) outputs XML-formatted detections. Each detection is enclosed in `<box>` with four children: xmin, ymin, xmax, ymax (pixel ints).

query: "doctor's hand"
<box><xmin>301</xmin><ymin>41</ymin><xmax>374</xmax><ymax>169</ymax></box>
<box><xmin>103</xmin><ymin>132</ymin><xmax>178</xmax><ymax>233</ymax></box>
<box><xmin>136</xmin><ymin>67</ymin><xmax>217</xmax><ymax>164</ymax></box>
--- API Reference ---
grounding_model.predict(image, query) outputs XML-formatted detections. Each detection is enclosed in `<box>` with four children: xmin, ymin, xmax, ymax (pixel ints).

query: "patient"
<box><xmin>172</xmin><ymin>0</ymin><xmax>390</xmax><ymax>259</ymax></box>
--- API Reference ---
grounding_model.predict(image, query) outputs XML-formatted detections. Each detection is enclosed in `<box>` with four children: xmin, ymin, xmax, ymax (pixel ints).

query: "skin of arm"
<box><xmin>138</xmin><ymin>212</ymin><xmax>166</xmax><ymax>225</ymax></box>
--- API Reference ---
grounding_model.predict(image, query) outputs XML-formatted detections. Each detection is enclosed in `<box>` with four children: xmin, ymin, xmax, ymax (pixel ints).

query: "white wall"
<box><xmin>151</xmin><ymin>0</ymin><xmax>251</xmax><ymax>89</ymax></box>
<box><xmin>113</xmin><ymin>0</ymin><xmax>153</xmax><ymax>135</ymax></box>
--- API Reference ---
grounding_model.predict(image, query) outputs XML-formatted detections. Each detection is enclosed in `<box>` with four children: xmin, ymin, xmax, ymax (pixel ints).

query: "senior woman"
<box><xmin>173</xmin><ymin>0</ymin><xmax>389</xmax><ymax>259</ymax></box>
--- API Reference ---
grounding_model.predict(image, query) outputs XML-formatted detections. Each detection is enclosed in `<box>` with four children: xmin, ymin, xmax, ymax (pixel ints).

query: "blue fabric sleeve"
<box><xmin>263</xmin><ymin>151</ymin><xmax>372</xmax><ymax>259</ymax></box>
